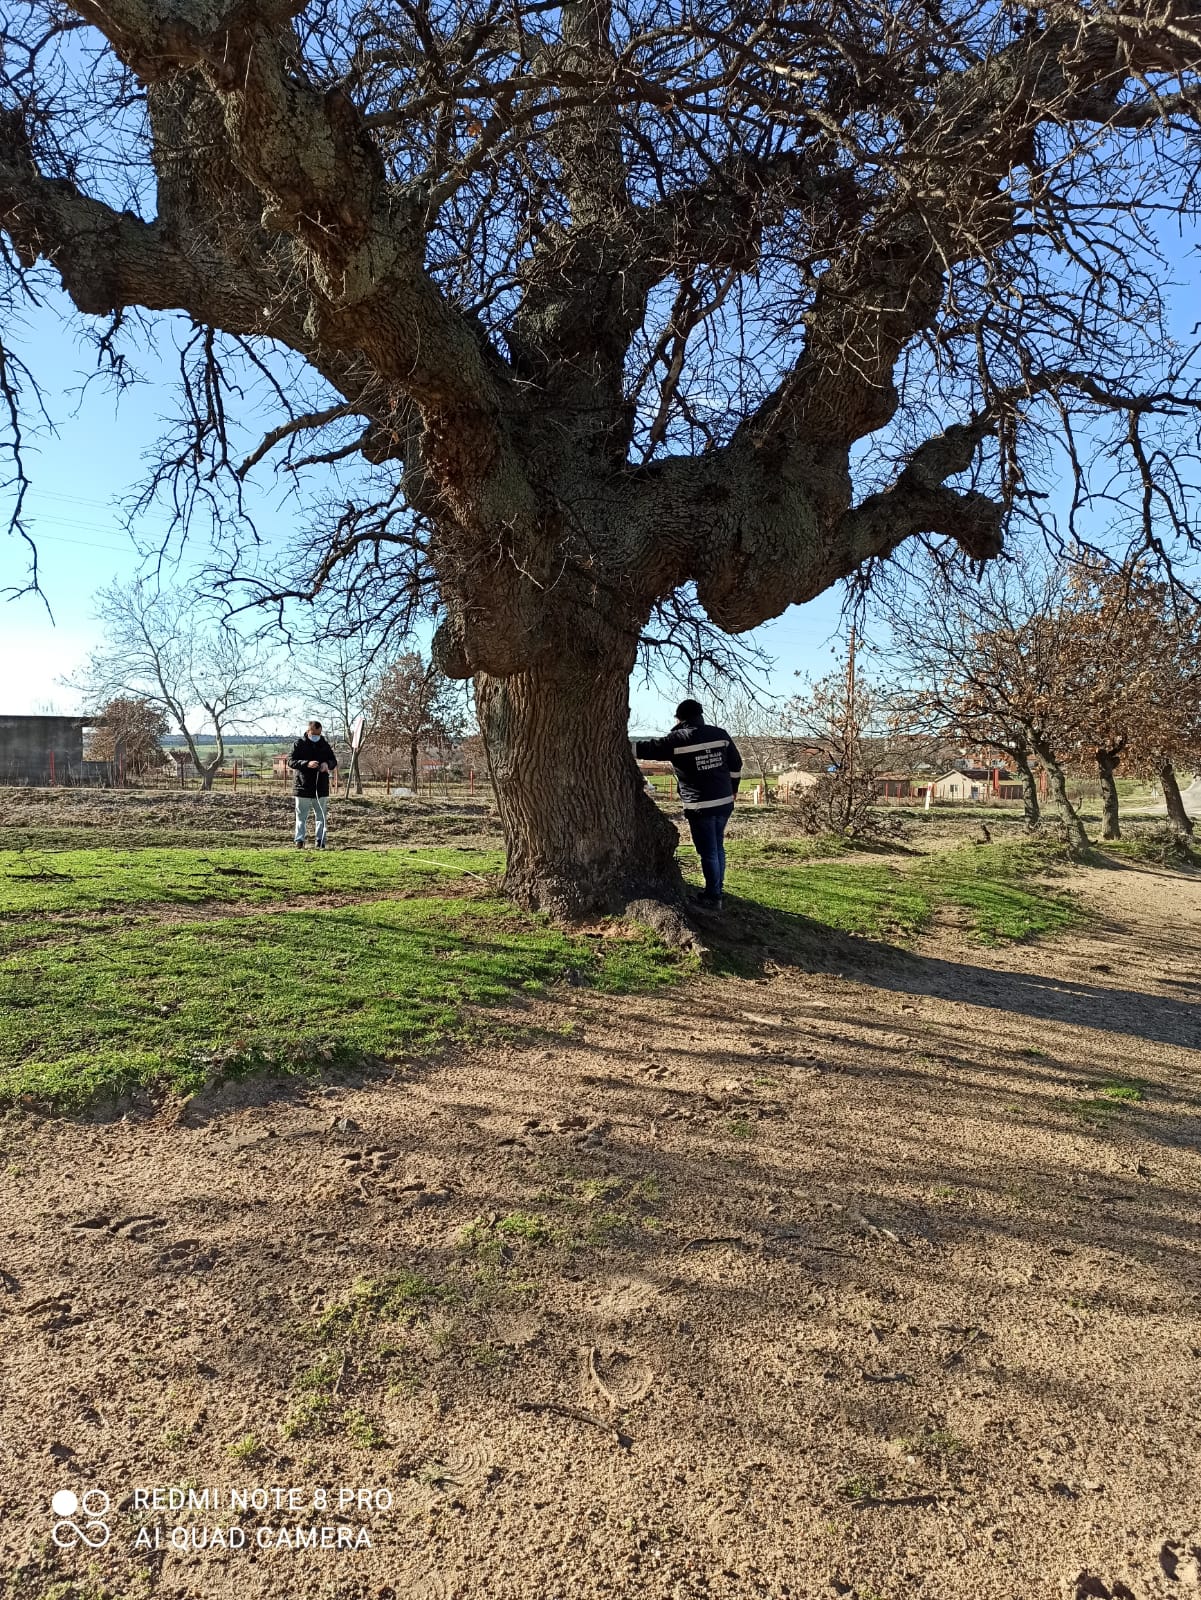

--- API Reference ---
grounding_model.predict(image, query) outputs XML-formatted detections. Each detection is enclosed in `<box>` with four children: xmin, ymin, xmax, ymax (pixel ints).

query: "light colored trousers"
<box><xmin>294</xmin><ymin>796</ymin><xmax>328</xmax><ymax>846</ymax></box>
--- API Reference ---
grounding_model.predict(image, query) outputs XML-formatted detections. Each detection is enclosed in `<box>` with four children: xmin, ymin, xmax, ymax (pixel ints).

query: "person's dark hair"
<box><xmin>307</xmin><ymin>719</ymin><xmax>322</xmax><ymax>731</ymax></box>
<box><xmin>675</xmin><ymin>699</ymin><xmax>703</xmax><ymax>724</ymax></box>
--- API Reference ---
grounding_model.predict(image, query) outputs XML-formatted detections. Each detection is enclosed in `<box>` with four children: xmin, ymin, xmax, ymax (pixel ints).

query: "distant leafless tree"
<box><xmin>783</xmin><ymin>658</ymin><xmax>887</xmax><ymax>837</ymax></box>
<box><xmin>712</xmin><ymin>689</ymin><xmax>785</xmax><ymax>799</ymax></box>
<box><xmin>371</xmin><ymin>652</ymin><xmax>466</xmax><ymax>793</ymax></box>
<box><xmin>296</xmin><ymin>636</ymin><xmax>394</xmax><ymax>795</ymax></box>
<box><xmin>78</xmin><ymin>580</ymin><xmax>278</xmax><ymax>789</ymax></box>
<box><xmin>881</xmin><ymin>561</ymin><xmax>1094</xmax><ymax>846</ymax></box>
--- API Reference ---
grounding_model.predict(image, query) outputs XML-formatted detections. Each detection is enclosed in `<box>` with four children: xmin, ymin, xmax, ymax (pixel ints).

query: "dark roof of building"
<box><xmin>0</xmin><ymin>713</ymin><xmax>97</xmax><ymax>726</ymax></box>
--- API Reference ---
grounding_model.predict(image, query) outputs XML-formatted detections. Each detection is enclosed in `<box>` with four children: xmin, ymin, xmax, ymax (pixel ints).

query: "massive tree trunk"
<box><xmin>1159</xmin><ymin>759</ymin><xmax>1195</xmax><ymax>835</ymax></box>
<box><xmin>476</xmin><ymin>644</ymin><xmax>682</xmax><ymax>918</ymax></box>
<box><xmin>1096</xmin><ymin>749</ymin><xmax>1121</xmax><ymax>841</ymax></box>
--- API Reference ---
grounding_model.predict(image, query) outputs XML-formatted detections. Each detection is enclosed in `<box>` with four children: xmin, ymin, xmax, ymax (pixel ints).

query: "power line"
<box><xmin>10</xmin><ymin>530</ymin><xmax>144</xmax><ymax>555</ymax></box>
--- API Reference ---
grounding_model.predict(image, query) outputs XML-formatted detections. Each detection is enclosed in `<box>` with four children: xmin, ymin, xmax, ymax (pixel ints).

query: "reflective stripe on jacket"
<box><xmin>634</xmin><ymin>722</ymin><xmax>743</xmax><ymax>811</ymax></box>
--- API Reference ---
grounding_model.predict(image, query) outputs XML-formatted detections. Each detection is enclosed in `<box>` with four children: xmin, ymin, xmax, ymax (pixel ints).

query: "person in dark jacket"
<box><xmin>289</xmin><ymin>720</ymin><xmax>338</xmax><ymax>848</ymax></box>
<box><xmin>634</xmin><ymin>699</ymin><xmax>743</xmax><ymax>909</ymax></box>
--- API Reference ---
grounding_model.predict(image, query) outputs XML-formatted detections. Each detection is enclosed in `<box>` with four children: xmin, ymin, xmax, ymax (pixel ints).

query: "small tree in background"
<box><xmin>371</xmin><ymin>654</ymin><xmax>466</xmax><ymax>794</ymax></box>
<box><xmin>78</xmin><ymin>580</ymin><xmax>278</xmax><ymax>791</ymax></box>
<box><xmin>884</xmin><ymin>639</ymin><xmax>1043</xmax><ymax>831</ymax></box>
<box><xmin>783</xmin><ymin>653</ymin><xmax>884</xmax><ymax>838</ymax></box>
<box><xmin>883</xmin><ymin>554</ymin><xmax>1201</xmax><ymax>845</ymax></box>
<box><xmin>298</xmin><ymin>638</ymin><xmax>391</xmax><ymax>796</ymax></box>
<box><xmin>87</xmin><ymin>696</ymin><xmax>169</xmax><ymax>777</ymax></box>
<box><xmin>881</xmin><ymin>562</ymin><xmax>1091</xmax><ymax>848</ymax></box>
<box><xmin>1058</xmin><ymin>562</ymin><xmax>1174</xmax><ymax>841</ymax></box>
<box><xmin>711</xmin><ymin>690</ymin><xmax>783</xmax><ymax>800</ymax></box>
<box><xmin>982</xmin><ymin>556</ymin><xmax>1201</xmax><ymax>841</ymax></box>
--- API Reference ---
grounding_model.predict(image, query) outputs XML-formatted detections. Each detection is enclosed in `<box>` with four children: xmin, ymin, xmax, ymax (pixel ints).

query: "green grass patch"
<box><xmin>902</xmin><ymin>1427</ymin><xmax>968</xmax><ymax>1461</ymax></box>
<box><xmin>458</xmin><ymin>1211</ymin><xmax>566</xmax><ymax>1263</ymax></box>
<box><xmin>836</xmin><ymin>1473</ymin><xmax>882</xmax><ymax>1503</ymax></box>
<box><xmin>1096</xmin><ymin>1080</ymin><xmax>1144</xmax><ymax>1102</ymax></box>
<box><xmin>726</xmin><ymin>834</ymin><xmax>865</xmax><ymax>864</ymax></box>
<box><xmin>720</xmin><ymin>838</ymin><xmax>1076</xmax><ymax>945</ymax></box>
<box><xmin>914</xmin><ymin>840</ymin><xmax>1077</xmax><ymax>943</ymax></box>
<box><xmin>0</xmin><ymin>897</ymin><xmax>685</xmax><ymax>1111</ymax></box>
<box><xmin>311</xmin><ymin>1272</ymin><xmax>458</xmax><ymax>1344</ymax></box>
<box><xmin>0</xmin><ymin>844</ymin><xmax>503</xmax><ymax>917</ymax></box>
<box><xmin>723</xmin><ymin>859</ymin><xmax>932</xmax><ymax>941</ymax></box>
<box><xmin>1075</xmin><ymin>1077</ymin><xmax>1146</xmax><ymax>1127</ymax></box>
<box><xmin>0</xmin><ymin>833</ymin><xmax>1078</xmax><ymax>1115</ymax></box>
<box><xmin>525</xmin><ymin>1170</ymin><xmax>665</xmax><ymax>1246</ymax></box>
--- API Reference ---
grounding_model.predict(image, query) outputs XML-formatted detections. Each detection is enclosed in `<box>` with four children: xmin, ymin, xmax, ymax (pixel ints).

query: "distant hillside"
<box><xmin>160</xmin><ymin>733</ymin><xmax>294</xmax><ymax>746</ymax></box>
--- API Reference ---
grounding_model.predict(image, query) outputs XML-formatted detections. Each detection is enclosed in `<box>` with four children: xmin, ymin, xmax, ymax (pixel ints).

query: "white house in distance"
<box><xmin>775</xmin><ymin>768</ymin><xmax>820</xmax><ymax>797</ymax></box>
<box><xmin>927</xmin><ymin>766</ymin><xmax>1006</xmax><ymax>802</ymax></box>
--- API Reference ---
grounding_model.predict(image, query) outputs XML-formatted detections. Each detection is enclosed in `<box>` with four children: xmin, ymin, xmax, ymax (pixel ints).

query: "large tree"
<box><xmin>4</xmin><ymin>0</ymin><xmax>1201</xmax><ymax>911</ymax></box>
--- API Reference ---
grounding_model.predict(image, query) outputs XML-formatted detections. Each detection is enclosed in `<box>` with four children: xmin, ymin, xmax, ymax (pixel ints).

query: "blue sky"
<box><xmin>0</xmin><ymin>288</ymin><xmax>850</xmax><ymax>727</ymax></box>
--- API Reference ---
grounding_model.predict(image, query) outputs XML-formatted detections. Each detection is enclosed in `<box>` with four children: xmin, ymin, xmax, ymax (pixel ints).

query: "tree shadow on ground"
<box><xmin>703</xmin><ymin>894</ymin><xmax>1201</xmax><ymax>1051</ymax></box>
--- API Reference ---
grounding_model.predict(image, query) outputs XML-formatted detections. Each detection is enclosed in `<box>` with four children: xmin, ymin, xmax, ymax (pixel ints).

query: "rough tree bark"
<box><xmin>1095</xmin><ymin>748</ymin><xmax>1122</xmax><ymax>841</ymax></box>
<box><xmin>1012</xmin><ymin>748</ymin><xmax>1041</xmax><ymax>832</ymax></box>
<box><xmin>1158</xmin><ymin>760</ymin><xmax>1196</xmax><ymax>836</ymax></box>
<box><xmin>477</xmin><ymin>648</ymin><xmax>681</xmax><ymax>916</ymax></box>
<box><xmin>1032</xmin><ymin>743</ymin><xmax>1089</xmax><ymax>852</ymax></box>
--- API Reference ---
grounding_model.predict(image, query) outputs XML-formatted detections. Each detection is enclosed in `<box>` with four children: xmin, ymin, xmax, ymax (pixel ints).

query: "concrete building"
<box><xmin>0</xmin><ymin>714</ymin><xmax>98</xmax><ymax>784</ymax></box>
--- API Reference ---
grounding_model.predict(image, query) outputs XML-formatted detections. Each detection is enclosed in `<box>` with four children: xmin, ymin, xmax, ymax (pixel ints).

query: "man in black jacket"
<box><xmin>634</xmin><ymin>699</ymin><xmax>743</xmax><ymax>910</ymax></box>
<box><xmin>289</xmin><ymin>720</ymin><xmax>339</xmax><ymax>849</ymax></box>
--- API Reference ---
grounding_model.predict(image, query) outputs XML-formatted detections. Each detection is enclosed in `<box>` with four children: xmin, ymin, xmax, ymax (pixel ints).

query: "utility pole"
<box><xmin>845</xmin><ymin>626</ymin><xmax>858</xmax><ymax>784</ymax></box>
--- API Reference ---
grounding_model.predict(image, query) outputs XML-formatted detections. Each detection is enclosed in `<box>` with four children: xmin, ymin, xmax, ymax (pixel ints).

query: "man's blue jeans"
<box><xmin>295</xmin><ymin>796</ymin><xmax>328</xmax><ymax>846</ymax></box>
<box><xmin>685</xmin><ymin>802</ymin><xmax>734</xmax><ymax>898</ymax></box>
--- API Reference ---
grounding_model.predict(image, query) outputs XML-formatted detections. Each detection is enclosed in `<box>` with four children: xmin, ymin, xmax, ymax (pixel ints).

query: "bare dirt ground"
<box><xmin>0</xmin><ymin>787</ymin><xmax>497</xmax><ymax>848</ymax></box>
<box><xmin>2</xmin><ymin>852</ymin><xmax>1199</xmax><ymax>1600</ymax></box>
